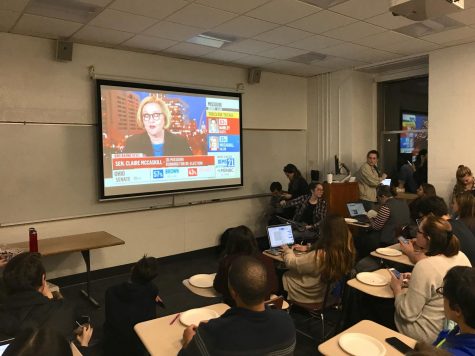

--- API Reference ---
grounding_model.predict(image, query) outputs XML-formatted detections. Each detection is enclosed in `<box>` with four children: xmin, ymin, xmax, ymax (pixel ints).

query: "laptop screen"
<box><xmin>347</xmin><ymin>202</ymin><xmax>366</xmax><ymax>217</ymax></box>
<box><xmin>0</xmin><ymin>339</ymin><xmax>13</xmax><ymax>355</ymax></box>
<box><xmin>381</xmin><ymin>178</ymin><xmax>391</xmax><ymax>186</ymax></box>
<box><xmin>266</xmin><ymin>224</ymin><xmax>294</xmax><ymax>248</ymax></box>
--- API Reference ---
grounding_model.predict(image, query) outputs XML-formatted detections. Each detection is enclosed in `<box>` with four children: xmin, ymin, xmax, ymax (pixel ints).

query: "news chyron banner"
<box><xmin>106</xmin><ymin>95</ymin><xmax>240</xmax><ymax>188</ymax></box>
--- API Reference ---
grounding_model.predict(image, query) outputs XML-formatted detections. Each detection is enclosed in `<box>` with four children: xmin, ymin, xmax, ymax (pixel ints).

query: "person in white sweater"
<box><xmin>390</xmin><ymin>215</ymin><xmax>472</xmax><ymax>344</ymax></box>
<box><xmin>281</xmin><ymin>214</ymin><xmax>355</xmax><ymax>304</ymax></box>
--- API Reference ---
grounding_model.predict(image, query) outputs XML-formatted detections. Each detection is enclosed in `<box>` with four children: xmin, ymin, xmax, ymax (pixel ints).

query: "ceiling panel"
<box><xmin>88</xmin><ymin>9</ymin><xmax>158</xmax><ymax>33</ymax></box>
<box><xmin>254</xmin><ymin>26</ymin><xmax>314</xmax><ymax>45</ymax></box>
<box><xmin>323</xmin><ymin>21</ymin><xmax>385</xmax><ymax>41</ymax></box>
<box><xmin>163</xmin><ymin>42</ymin><xmax>216</xmax><ymax>56</ymax></box>
<box><xmin>378</xmin><ymin>37</ymin><xmax>440</xmax><ymax>55</ymax></box>
<box><xmin>72</xmin><ymin>25</ymin><xmax>134</xmax><ymax>45</ymax></box>
<box><xmin>366</xmin><ymin>11</ymin><xmax>416</xmax><ymax>30</ymax></box>
<box><xmin>224</xmin><ymin>38</ymin><xmax>279</xmax><ymax>54</ymax></box>
<box><xmin>211</xmin><ymin>16</ymin><xmax>278</xmax><ymax>38</ymax></box>
<box><xmin>448</xmin><ymin>7</ymin><xmax>475</xmax><ymax>25</ymax></box>
<box><xmin>195</xmin><ymin>0</ymin><xmax>271</xmax><ymax>14</ymax></box>
<box><xmin>231</xmin><ymin>54</ymin><xmax>276</xmax><ymax>66</ymax></box>
<box><xmin>121</xmin><ymin>34</ymin><xmax>177</xmax><ymax>51</ymax></box>
<box><xmin>12</xmin><ymin>14</ymin><xmax>82</xmax><ymax>38</ymax></box>
<box><xmin>199</xmin><ymin>49</ymin><xmax>248</xmax><ymax>61</ymax></box>
<box><xmin>288</xmin><ymin>34</ymin><xmax>343</xmax><ymax>51</ymax></box>
<box><xmin>0</xmin><ymin>10</ymin><xmax>20</xmax><ymax>31</ymax></box>
<box><xmin>109</xmin><ymin>0</ymin><xmax>188</xmax><ymax>20</ymax></box>
<box><xmin>166</xmin><ymin>4</ymin><xmax>237</xmax><ymax>29</ymax></box>
<box><xmin>143</xmin><ymin>21</ymin><xmax>203</xmax><ymax>41</ymax></box>
<box><xmin>258</xmin><ymin>45</ymin><xmax>308</xmax><ymax>59</ymax></box>
<box><xmin>422</xmin><ymin>25</ymin><xmax>475</xmax><ymax>44</ymax></box>
<box><xmin>246</xmin><ymin>0</ymin><xmax>321</xmax><ymax>24</ymax></box>
<box><xmin>353</xmin><ymin>30</ymin><xmax>413</xmax><ymax>48</ymax></box>
<box><xmin>330</xmin><ymin>0</ymin><xmax>388</xmax><ymax>20</ymax></box>
<box><xmin>0</xmin><ymin>0</ymin><xmax>29</xmax><ymax>12</ymax></box>
<box><xmin>288</xmin><ymin>10</ymin><xmax>357</xmax><ymax>34</ymax></box>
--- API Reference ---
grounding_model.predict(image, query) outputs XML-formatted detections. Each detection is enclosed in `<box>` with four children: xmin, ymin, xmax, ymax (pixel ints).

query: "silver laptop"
<box><xmin>346</xmin><ymin>202</ymin><xmax>370</xmax><ymax>223</ymax></box>
<box><xmin>266</xmin><ymin>224</ymin><xmax>295</xmax><ymax>254</ymax></box>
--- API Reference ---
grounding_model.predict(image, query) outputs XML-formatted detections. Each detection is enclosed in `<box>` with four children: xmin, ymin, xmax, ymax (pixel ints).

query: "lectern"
<box><xmin>323</xmin><ymin>182</ymin><xmax>360</xmax><ymax>216</ymax></box>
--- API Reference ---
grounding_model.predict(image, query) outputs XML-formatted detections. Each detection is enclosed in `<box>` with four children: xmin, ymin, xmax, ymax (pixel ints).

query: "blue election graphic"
<box><xmin>208</xmin><ymin>135</ymin><xmax>240</xmax><ymax>152</ymax></box>
<box><xmin>153</xmin><ymin>170</ymin><xmax>164</xmax><ymax>179</ymax></box>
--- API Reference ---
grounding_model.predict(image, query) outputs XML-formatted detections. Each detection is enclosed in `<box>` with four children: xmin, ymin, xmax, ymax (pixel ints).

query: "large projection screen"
<box><xmin>97</xmin><ymin>79</ymin><xmax>243</xmax><ymax>200</ymax></box>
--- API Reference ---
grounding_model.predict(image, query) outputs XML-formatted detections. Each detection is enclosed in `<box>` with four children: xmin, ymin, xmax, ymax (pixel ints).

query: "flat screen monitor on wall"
<box><xmin>399</xmin><ymin>111</ymin><xmax>428</xmax><ymax>155</ymax></box>
<box><xmin>96</xmin><ymin>79</ymin><xmax>243</xmax><ymax>200</ymax></box>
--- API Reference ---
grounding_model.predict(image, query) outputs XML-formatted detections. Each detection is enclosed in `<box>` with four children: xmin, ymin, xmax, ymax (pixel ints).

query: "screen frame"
<box><xmin>96</xmin><ymin>79</ymin><xmax>244</xmax><ymax>201</ymax></box>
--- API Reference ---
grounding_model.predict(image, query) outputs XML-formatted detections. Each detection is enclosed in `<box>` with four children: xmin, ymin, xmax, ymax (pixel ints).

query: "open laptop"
<box><xmin>381</xmin><ymin>178</ymin><xmax>391</xmax><ymax>186</ymax></box>
<box><xmin>266</xmin><ymin>224</ymin><xmax>295</xmax><ymax>255</ymax></box>
<box><xmin>0</xmin><ymin>339</ymin><xmax>13</xmax><ymax>355</ymax></box>
<box><xmin>346</xmin><ymin>202</ymin><xmax>371</xmax><ymax>223</ymax></box>
<box><xmin>276</xmin><ymin>216</ymin><xmax>306</xmax><ymax>232</ymax></box>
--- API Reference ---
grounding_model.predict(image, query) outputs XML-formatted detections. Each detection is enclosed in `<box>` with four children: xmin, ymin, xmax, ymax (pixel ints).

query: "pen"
<box><xmin>169</xmin><ymin>313</ymin><xmax>180</xmax><ymax>325</ymax></box>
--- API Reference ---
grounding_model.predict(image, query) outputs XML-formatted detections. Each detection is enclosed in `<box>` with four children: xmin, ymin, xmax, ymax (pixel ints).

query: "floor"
<box><xmin>58</xmin><ymin>248</ymin><xmax>339</xmax><ymax>355</ymax></box>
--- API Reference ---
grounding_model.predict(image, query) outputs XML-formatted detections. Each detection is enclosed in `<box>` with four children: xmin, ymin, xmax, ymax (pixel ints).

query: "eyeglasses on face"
<box><xmin>142</xmin><ymin>112</ymin><xmax>165</xmax><ymax>122</ymax></box>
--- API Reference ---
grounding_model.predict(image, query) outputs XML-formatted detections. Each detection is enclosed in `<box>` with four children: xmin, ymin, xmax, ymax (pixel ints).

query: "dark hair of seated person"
<box><xmin>421</xmin><ymin>215</ymin><xmax>459</xmax><ymax>257</ymax></box>
<box><xmin>420</xmin><ymin>183</ymin><xmax>436</xmax><ymax>197</ymax></box>
<box><xmin>283</xmin><ymin>163</ymin><xmax>302</xmax><ymax>178</ymax></box>
<box><xmin>270</xmin><ymin>181</ymin><xmax>282</xmax><ymax>192</ymax></box>
<box><xmin>417</xmin><ymin>196</ymin><xmax>448</xmax><ymax>218</ymax></box>
<box><xmin>4</xmin><ymin>327</ymin><xmax>72</xmax><ymax>356</ymax></box>
<box><xmin>228</xmin><ymin>256</ymin><xmax>267</xmax><ymax>305</ymax></box>
<box><xmin>442</xmin><ymin>266</ymin><xmax>475</xmax><ymax>329</ymax></box>
<box><xmin>3</xmin><ymin>252</ymin><xmax>44</xmax><ymax>293</ymax></box>
<box><xmin>376</xmin><ymin>184</ymin><xmax>394</xmax><ymax>198</ymax></box>
<box><xmin>224</xmin><ymin>225</ymin><xmax>258</xmax><ymax>257</ymax></box>
<box><xmin>130</xmin><ymin>255</ymin><xmax>159</xmax><ymax>285</ymax></box>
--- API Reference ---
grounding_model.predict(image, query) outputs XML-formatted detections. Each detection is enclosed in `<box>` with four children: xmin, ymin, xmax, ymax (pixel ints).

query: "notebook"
<box><xmin>266</xmin><ymin>224</ymin><xmax>295</xmax><ymax>254</ymax></box>
<box><xmin>346</xmin><ymin>202</ymin><xmax>370</xmax><ymax>223</ymax></box>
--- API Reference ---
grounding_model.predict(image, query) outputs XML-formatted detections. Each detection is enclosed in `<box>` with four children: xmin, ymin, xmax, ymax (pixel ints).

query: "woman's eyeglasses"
<box><xmin>142</xmin><ymin>113</ymin><xmax>165</xmax><ymax>122</ymax></box>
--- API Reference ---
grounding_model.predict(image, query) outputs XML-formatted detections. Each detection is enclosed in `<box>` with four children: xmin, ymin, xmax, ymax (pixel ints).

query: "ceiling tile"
<box><xmin>211</xmin><ymin>16</ymin><xmax>278</xmax><ymax>38</ymax></box>
<box><xmin>353</xmin><ymin>30</ymin><xmax>412</xmax><ymax>48</ymax></box>
<box><xmin>72</xmin><ymin>25</ymin><xmax>134</xmax><ymax>45</ymax></box>
<box><xmin>0</xmin><ymin>10</ymin><xmax>20</xmax><ymax>31</ymax></box>
<box><xmin>143</xmin><ymin>21</ymin><xmax>203</xmax><ymax>41</ymax></box>
<box><xmin>0</xmin><ymin>0</ymin><xmax>29</xmax><ymax>11</ymax></box>
<box><xmin>199</xmin><ymin>49</ymin><xmax>248</xmax><ymax>61</ymax></box>
<box><xmin>246</xmin><ymin>0</ymin><xmax>321</xmax><ymax>25</ymax></box>
<box><xmin>224</xmin><ymin>39</ymin><xmax>279</xmax><ymax>54</ymax></box>
<box><xmin>82</xmin><ymin>0</ymin><xmax>112</xmax><ymax>6</ymax></box>
<box><xmin>166</xmin><ymin>4</ymin><xmax>236</xmax><ymax>29</ymax></box>
<box><xmin>379</xmin><ymin>38</ymin><xmax>440</xmax><ymax>55</ymax></box>
<box><xmin>163</xmin><ymin>42</ymin><xmax>216</xmax><ymax>56</ymax></box>
<box><xmin>121</xmin><ymin>34</ymin><xmax>177</xmax><ymax>51</ymax></box>
<box><xmin>195</xmin><ymin>0</ymin><xmax>270</xmax><ymax>14</ymax></box>
<box><xmin>262</xmin><ymin>60</ymin><xmax>328</xmax><ymax>76</ymax></box>
<box><xmin>12</xmin><ymin>14</ymin><xmax>82</xmax><ymax>38</ymax></box>
<box><xmin>366</xmin><ymin>11</ymin><xmax>416</xmax><ymax>30</ymax></box>
<box><xmin>288</xmin><ymin>34</ymin><xmax>343</xmax><ymax>51</ymax></box>
<box><xmin>448</xmin><ymin>7</ymin><xmax>475</xmax><ymax>25</ymax></box>
<box><xmin>89</xmin><ymin>9</ymin><xmax>158</xmax><ymax>33</ymax></box>
<box><xmin>422</xmin><ymin>25</ymin><xmax>475</xmax><ymax>44</ymax></box>
<box><xmin>330</xmin><ymin>0</ymin><xmax>387</xmax><ymax>20</ymax></box>
<box><xmin>318</xmin><ymin>42</ymin><xmax>381</xmax><ymax>61</ymax></box>
<box><xmin>110</xmin><ymin>0</ymin><xmax>188</xmax><ymax>20</ymax></box>
<box><xmin>288</xmin><ymin>10</ymin><xmax>357</xmax><ymax>34</ymax></box>
<box><xmin>258</xmin><ymin>45</ymin><xmax>308</xmax><ymax>59</ymax></box>
<box><xmin>316</xmin><ymin>55</ymin><xmax>368</xmax><ymax>69</ymax></box>
<box><xmin>254</xmin><ymin>26</ymin><xmax>314</xmax><ymax>45</ymax></box>
<box><xmin>232</xmin><ymin>55</ymin><xmax>276</xmax><ymax>66</ymax></box>
<box><xmin>323</xmin><ymin>21</ymin><xmax>385</xmax><ymax>41</ymax></box>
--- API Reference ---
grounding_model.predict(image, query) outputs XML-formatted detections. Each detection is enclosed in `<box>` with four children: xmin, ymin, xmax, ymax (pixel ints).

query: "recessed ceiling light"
<box><xmin>186</xmin><ymin>32</ymin><xmax>237</xmax><ymax>48</ymax></box>
<box><xmin>289</xmin><ymin>52</ymin><xmax>327</xmax><ymax>64</ymax></box>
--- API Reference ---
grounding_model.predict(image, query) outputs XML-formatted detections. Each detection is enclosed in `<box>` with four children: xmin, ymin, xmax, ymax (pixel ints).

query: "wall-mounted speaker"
<box><xmin>247</xmin><ymin>68</ymin><xmax>261</xmax><ymax>84</ymax></box>
<box><xmin>56</xmin><ymin>40</ymin><xmax>73</xmax><ymax>61</ymax></box>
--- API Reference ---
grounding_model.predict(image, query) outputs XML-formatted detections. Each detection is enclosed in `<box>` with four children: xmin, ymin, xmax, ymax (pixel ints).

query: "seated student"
<box><xmin>390</xmin><ymin>215</ymin><xmax>471</xmax><ymax>344</ymax></box>
<box><xmin>453</xmin><ymin>191</ymin><xmax>475</xmax><ymax>236</ymax></box>
<box><xmin>268</xmin><ymin>181</ymin><xmax>284</xmax><ymax>225</ymax></box>
<box><xmin>433</xmin><ymin>266</ymin><xmax>475</xmax><ymax>355</ymax></box>
<box><xmin>397</xmin><ymin>153</ymin><xmax>417</xmax><ymax>193</ymax></box>
<box><xmin>401</xmin><ymin>196</ymin><xmax>475</xmax><ymax>266</ymax></box>
<box><xmin>103</xmin><ymin>255</ymin><xmax>162</xmax><ymax>356</ymax></box>
<box><xmin>452</xmin><ymin>165</ymin><xmax>475</xmax><ymax>200</ymax></box>
<box><xmin>281</xmin><ymin>214</ymin><xmax>355</xmax><ymax>304</ymax></box>
<box><xmin>213</xmin><ymin>226</ymin><xmax>278</xmax><ymax>306</ymax></box>
<box><xmin>0</xmin><ymin>252</ymin><xmax>92</xmax><ymax>351</ymax></box>
<box><xmin>4</xmin><ymin>327</ymin><xmax>82</xmax><ymax>356</ymax></box>
<box><xmin>280</xmin><ymin>182</ymin><xmax>327</xmax><ymax>242</ymax></box>
<box><xmin>179</xmin><ymin>256</ymin><xmax>296</xmax><ymax>356</ymax></box>
<box><xmin>281</xmin><ymin>163</ymin><xmax>309</xmax><ymax>218</ymax></box>
<box><xmin>409</xmin><ymin>183</ymin><xmax>436</xmax><ymax>223</ymax></box>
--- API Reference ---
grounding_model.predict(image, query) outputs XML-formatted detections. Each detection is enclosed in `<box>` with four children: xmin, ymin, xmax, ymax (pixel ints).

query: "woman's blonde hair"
<box><xmin>456</xmin><ymin>165</ymin><xmax>473</xmax><ymax>183</ymax></box>
<box><xmin>136</xmin><ymin>95</ymin><xmax>171</xmax><ymax>130</ymax></box>
<box><xmin>316</xmin><ymin>215</ymin><xmax>355</xmax><ymax>283</ymax></box>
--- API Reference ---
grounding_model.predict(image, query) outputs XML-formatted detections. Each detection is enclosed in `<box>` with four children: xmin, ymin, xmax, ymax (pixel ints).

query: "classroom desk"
<box><xmin>134</xmin><ymin>303</ymin><xmax>230</xmax><ymax>356</ymax></box>
<box><xmin>370</xmin><ymin>243</ymin><xmax>414</xmax><ymax>267</ymax></box>
<box><xmin>347</xmin><ymin>269</ymin><xmax>395</xmax><ymax>299</ymax></box>
<box><xmin>318</xmin><ymin>319</ymin><xmax>416</xmax><ymax>355</ymax></box>
<box><xmin>7</xmin><ymin>231</ymin><xmax>124</xmax><ymax>307</ymax></box>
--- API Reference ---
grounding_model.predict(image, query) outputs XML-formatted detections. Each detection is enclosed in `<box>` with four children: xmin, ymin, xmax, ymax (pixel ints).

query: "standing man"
<box><xmin>356</xmin><ymin>150</ymin><xmax>387</xmax><ymax>211</ymax></box>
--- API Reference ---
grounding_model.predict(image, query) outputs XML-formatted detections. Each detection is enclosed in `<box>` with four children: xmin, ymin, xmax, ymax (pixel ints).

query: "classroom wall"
<box><xmin>429</xmin><ymin>41</ymin><xmax>475</xmax><ymax>201</ymax></box>
<box><xmin>0</xmin><ymin>33</ymin><xmax>308</xmax><ymax>278</ymax></box>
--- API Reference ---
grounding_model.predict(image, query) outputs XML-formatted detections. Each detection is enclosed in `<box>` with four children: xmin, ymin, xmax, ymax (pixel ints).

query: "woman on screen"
<box><xmin>281</xmin><ymin>214</ymin><xmax>355</xmax><ymax>304</ymax></box>
<box><xmin>123</xmin><ymin>95</ymin><xmax>192</xmax><ymax>156</ymax></box>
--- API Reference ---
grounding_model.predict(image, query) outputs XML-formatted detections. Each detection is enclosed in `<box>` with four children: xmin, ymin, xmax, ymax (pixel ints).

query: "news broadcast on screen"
<box><xmin>96</xmin><ymin>80</ymin><xmax>243</xmax><ymax>199</ymax></box>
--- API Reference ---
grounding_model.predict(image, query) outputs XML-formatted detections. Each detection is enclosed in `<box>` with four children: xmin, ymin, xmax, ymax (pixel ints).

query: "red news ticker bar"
<box><xmin>112</xmin><ymin>155</ymin><xmax>215</xmax><ymax>170</ymax></box>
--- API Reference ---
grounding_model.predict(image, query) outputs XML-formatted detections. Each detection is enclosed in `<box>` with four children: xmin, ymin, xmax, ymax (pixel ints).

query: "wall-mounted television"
<box><xmin>96</xmin><ymin>79</ymin><xmax>243</xmax><ymax>200</ymax></box>
<box><xmin>399</xmin><ymin>110</ymin><xmax>428</xmax><ymax>155</ymax></box>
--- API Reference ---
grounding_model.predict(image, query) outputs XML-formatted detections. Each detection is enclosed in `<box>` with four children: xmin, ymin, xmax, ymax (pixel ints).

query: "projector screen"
<box><xmin>96</xmin><ymin>79</ymin><xmax>243</xmax><ymax>200</ymax></box>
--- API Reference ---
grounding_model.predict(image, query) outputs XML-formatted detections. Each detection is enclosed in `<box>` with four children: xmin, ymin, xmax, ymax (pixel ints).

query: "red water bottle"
<box><xmin>29</xmin><ymin>228</ymin><xmax>38</xmax><ymax>252</ymax></box>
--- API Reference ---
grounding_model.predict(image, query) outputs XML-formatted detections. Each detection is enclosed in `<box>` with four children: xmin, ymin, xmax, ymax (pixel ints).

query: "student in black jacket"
<box><xmin>103</xmin><ymin>255</ymin><xmax>162</xmax><ymax>356</ymax></box>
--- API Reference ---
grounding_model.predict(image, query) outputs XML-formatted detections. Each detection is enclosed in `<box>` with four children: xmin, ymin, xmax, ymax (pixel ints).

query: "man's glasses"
<box><xmin>142</xmin><ymin>113</ymin><xmax>165</xmax><ymax>122</ymax></box>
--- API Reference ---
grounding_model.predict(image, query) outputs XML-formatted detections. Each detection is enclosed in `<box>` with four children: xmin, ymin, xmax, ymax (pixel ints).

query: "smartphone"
<box><xmin>398</xmin><ymin>236</ymin><xmax>409</xmax><ymax>244</ymax></box>
<box><xmin>75</xmin><ymin>315</ymin><xmax>90</xmax><ymax>328</ymax></box>
<box><xmin>385</xmin><ymin>337</ymin><xmax>413</xmax><ymax>353</ymax></box>
<box><xmin>388</xmin><ymin>268</ymin><xmax>401</xmax><ymax>279</ymax></box>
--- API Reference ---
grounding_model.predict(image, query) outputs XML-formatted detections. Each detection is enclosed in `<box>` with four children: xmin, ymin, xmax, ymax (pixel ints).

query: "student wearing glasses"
<box><xmin>390</xmin><ymin>215</ymin><xmax>471</xmax><ymax>344</ymax></box>
<box><xmin>124</xmin><ymin>95</ymin><xmax>192</xmax><ymax>156</ymax></box>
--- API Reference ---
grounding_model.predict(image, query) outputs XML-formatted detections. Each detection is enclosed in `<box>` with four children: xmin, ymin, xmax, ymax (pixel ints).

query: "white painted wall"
<box><xmin>429</xmin><ymin>42</ymin><xmax>475</xmax><ymax>201</ymax></box>
<box><xmin>0</xmin><ymin>33</ymin><xmax>307</xmax><ymax>278</ymax></box>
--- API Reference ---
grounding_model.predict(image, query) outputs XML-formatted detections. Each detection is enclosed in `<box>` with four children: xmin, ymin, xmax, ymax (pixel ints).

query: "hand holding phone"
<box><xmin>398</xmin><ymin>236</ymin><xmax>409</xmax><ymax>244</ymax></box>
<box><xmin>388</xmin><ymin>268</ymin><xmax>401</xmax><ymax>279</ymax></box>
<box><xmin>385</xmin><ymin>337</ymin><xmax>413</xmax><ymax>353</ymax></box>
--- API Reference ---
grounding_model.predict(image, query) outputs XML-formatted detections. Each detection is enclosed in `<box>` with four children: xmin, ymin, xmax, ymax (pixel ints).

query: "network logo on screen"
<box><xmin>153</xmin><ymin>170</ymin><xmax>164</xmax><ymax>179</ymax></box>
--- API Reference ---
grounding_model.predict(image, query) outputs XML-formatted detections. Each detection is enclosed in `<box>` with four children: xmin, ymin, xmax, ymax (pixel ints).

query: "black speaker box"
<box><xmin>56</xmin><ymin>40</ymin><xmax>73</xmax><ymax>61</ymax></box>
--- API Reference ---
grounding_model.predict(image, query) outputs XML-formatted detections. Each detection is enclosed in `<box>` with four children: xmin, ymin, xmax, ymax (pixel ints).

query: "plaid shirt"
<box><xmin>284</xmin><ymin>194</ymin><xmax>327</xmax><ymax>230</ymax></box>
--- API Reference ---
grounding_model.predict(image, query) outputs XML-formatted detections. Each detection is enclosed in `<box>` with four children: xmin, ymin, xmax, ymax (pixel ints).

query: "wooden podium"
<box><xmin>323</xmin><ymin>182</ymin><xmax>359</xmax><ymax>217</ymax></box>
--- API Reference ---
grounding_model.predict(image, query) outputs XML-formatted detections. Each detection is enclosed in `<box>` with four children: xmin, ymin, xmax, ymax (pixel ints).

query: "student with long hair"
<box><xmin>453</xmin><ymin>191</ymin><xmax>475</xmax><ymax>236</ymax></box>
<box><xmin>453</xmin><ymin>165</ymin><xmax>475</xmax><ymax>198</ymax></box>
<box><xmin>281</xmin><ymin>215</ymin><xmax>355</xmax><ymax>304</ymax></box>
<box><xmin>390</xmin><ymin>215</ymin><xmax>471</xmax><ymax>344</ymax></box>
